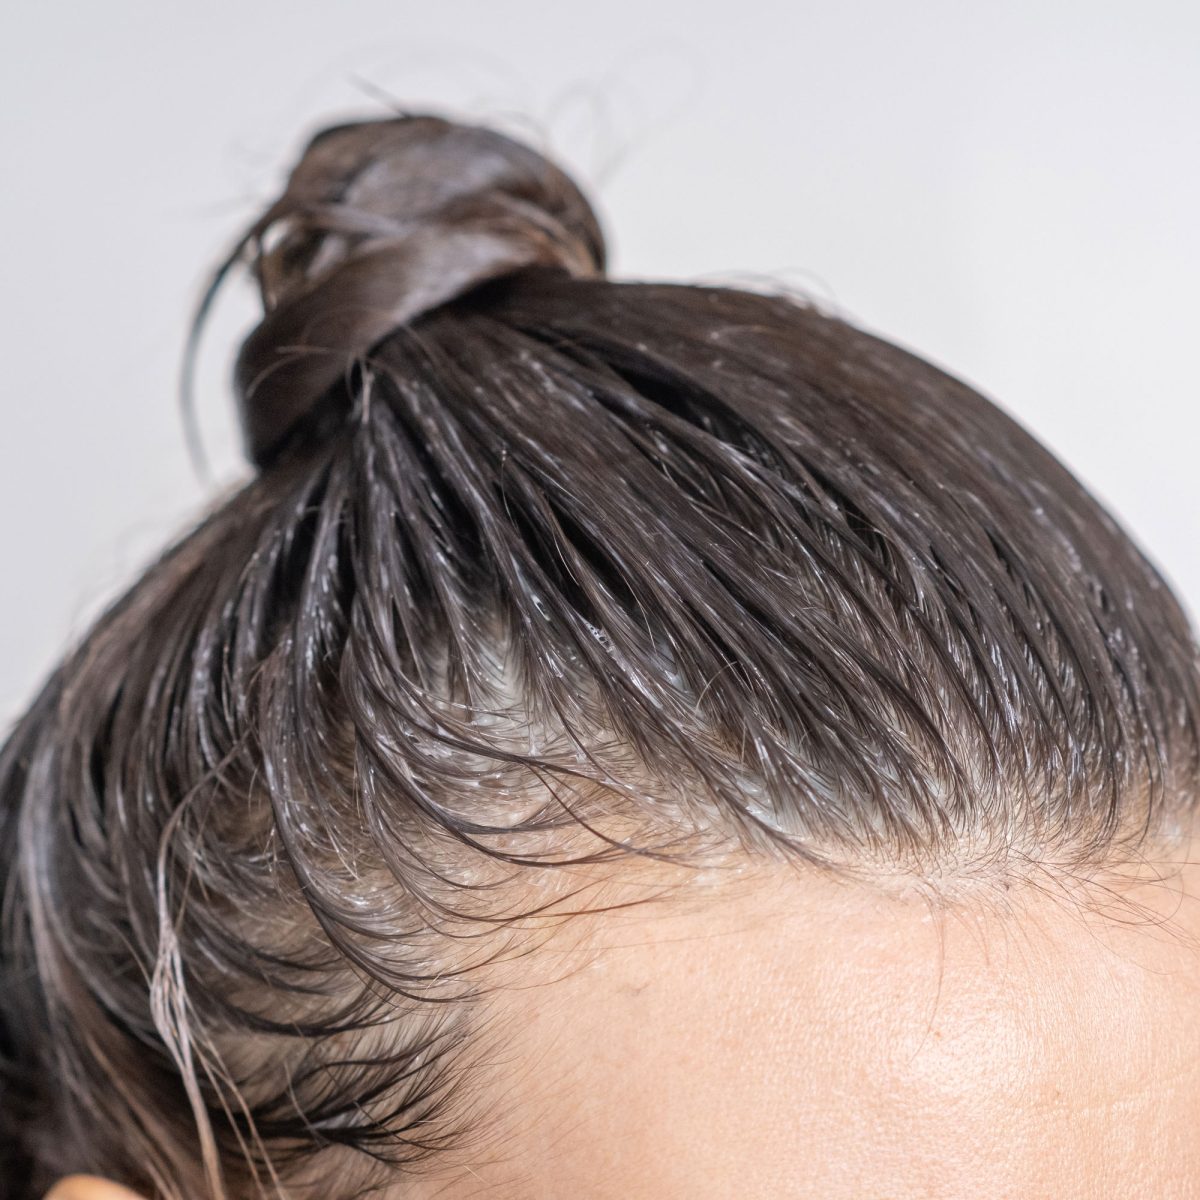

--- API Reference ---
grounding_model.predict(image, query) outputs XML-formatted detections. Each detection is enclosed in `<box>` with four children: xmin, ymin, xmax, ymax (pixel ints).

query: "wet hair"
<box><xmin>3</xmin><ymin>112</ymin><xmax>1199</xmax><ymax>1200</ymax></box>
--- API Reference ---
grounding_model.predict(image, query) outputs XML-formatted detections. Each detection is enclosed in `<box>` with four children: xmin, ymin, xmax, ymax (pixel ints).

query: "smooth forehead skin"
<box><xmin>406</xmin><ymin>847</ymin><xmax>1200</xmax><ymax>1200</ymax></box>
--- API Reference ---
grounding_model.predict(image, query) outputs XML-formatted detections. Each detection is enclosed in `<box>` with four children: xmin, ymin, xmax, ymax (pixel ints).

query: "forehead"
<box><xmin>413</xmin><ymin>851</ymin><xmax>1200</xmax><ymax>1199</ymax></box>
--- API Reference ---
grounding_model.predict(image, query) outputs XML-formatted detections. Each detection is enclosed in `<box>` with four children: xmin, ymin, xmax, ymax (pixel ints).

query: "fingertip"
<box><xmin>42</xmin><ymin>1175</ymin><xmax>148</xmax><ymax>1200</ymax></box>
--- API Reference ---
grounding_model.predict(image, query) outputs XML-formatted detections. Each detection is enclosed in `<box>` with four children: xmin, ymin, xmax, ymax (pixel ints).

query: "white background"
<box><xmin>2</xmin><ymin>1</ymin><xmax>1197</xmax><ymax>724</ymax></box>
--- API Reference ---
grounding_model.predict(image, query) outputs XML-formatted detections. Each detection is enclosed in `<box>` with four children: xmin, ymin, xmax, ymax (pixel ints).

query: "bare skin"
<box><xmin>45</xmin><ymin>840</ymin><xmax>1200</xmax><ymax>1199</ymax></box>
<box><xmin>43</xmin><ymin>1181</ymin><xmax>143</xmax><ymax>1200</ymax></box>
<box><xmin>412</xmin><ymin>844</ymin><xmax>1200</xmax><ymax>1200</ymax></box>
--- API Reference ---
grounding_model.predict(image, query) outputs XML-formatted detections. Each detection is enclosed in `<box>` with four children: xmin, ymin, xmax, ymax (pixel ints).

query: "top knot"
<box><xmin>230</xmin><ymin>114</ymin><xmax>607</xmax><ymax>468</ymax></box>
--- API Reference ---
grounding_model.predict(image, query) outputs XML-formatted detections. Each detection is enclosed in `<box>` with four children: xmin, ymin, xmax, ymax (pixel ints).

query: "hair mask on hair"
<box><xmin>4</xmin><ymin>112</ymin><xmax>1200</xmax><ymax>1200</ymax></box>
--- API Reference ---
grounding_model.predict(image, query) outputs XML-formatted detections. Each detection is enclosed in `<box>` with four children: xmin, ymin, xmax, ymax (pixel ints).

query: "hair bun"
<box><xmin>232</xmin><ymin>114</ymin><xmax>607</xmax><ymax>468</ymax></box>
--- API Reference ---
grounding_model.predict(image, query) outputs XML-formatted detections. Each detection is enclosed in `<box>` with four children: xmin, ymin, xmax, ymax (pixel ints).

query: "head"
<box><xmin>4</xmin><ymin>113</ymin><xmax>1200</xmax><ymax>1200</ymax></box>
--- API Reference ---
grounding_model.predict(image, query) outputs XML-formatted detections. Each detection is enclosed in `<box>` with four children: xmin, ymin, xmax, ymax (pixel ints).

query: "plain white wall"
<box><xmin>2</xmin><ymin>0</ymin><xmax>1197</xmax><ymax>724</ymax></box>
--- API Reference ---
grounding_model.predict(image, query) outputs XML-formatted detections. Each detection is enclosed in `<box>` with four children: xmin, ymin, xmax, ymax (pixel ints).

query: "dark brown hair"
<box><xmin>3</xmin><ymin>112</ymin><xmax>1199</xmax><ymax>1200</ymax></box>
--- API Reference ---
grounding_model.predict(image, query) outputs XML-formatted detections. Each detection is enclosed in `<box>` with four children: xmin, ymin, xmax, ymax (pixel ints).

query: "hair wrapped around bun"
<box><xmin>226</xmin><ymin>115</ymin><xmax>606</xmax><ymax>467</ymax></box>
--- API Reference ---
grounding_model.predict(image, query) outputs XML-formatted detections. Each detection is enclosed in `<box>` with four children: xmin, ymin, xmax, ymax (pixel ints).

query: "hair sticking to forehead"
<box><xmin>4</xmin><ymin>110</ymin><xmax>1200</xmax><ymax>1200</ymax></box>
